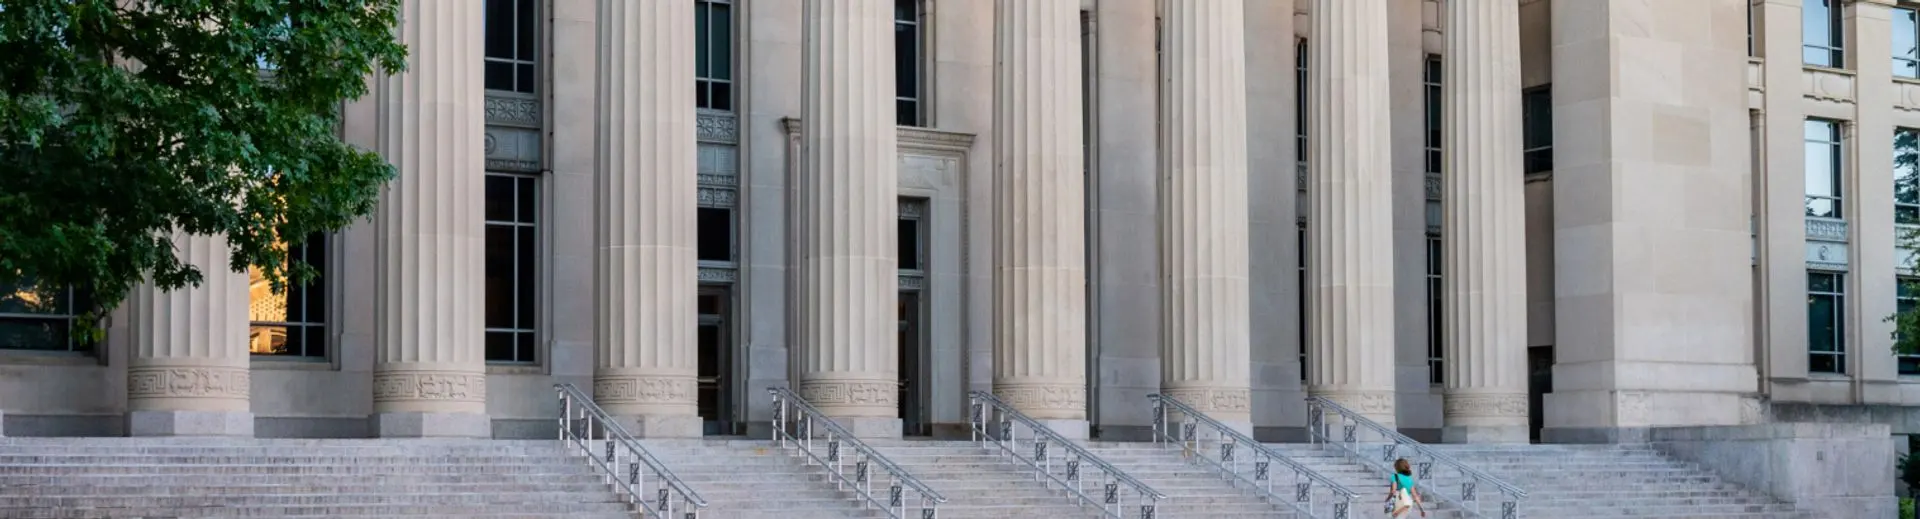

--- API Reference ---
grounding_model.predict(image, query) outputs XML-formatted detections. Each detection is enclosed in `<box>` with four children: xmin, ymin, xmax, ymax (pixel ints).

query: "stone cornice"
<box><xmin>779</xmin><ymin>117</ymin><xmax>978</xmax><ymax>153</ymax></box>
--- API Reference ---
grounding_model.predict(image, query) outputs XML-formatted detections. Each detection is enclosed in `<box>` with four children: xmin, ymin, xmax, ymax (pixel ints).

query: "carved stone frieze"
<box><xmin>483</xmin><ymin>94</ymin><xmax>541</xmax><ymax>127</ymax></box>
<box><xmin>898</xmin><ymin>273</ymin><xmax>926</xmax><ymax>291</ymax></box>
<box><xmin>696</xmin><ymin>173</ymin><xmax>738</xmax><ymax>188</ymax></box>
<box><xmin>1163</xmin><ymin>387</ymin><xmax>1252</xmax><ymax>413</ymax></box>
<box><xmin>128</xmin><ymin>367</ymin><xmax>250</xmax><ymax>399</ymax></box>
<box><xmin>697</xmin><ymin>187</ymin><xmax>737</xmax><ymax>208</ymax></box>
<box><xmin>1311</xmin><ymin>390</ymin><xmax>1396</xmax><ymax>417</ymax></box>
<box><xmin>899</xmin><ymin>199</ymin><xmax>927</xmax><ymax>219</ymax></box>
<box><xmin>593</xmin><ymin>375</ymin><xmax>698</xmax><ymax>405</ymax></box>
<box><xmin>372</xmin><ymin>372</ymin><xmax>487</xmax><ymax>403</ymax></box>
<box><xmin>1805</xmin><ymin>217</ymin><xmax>1848</xmax><ymax>242</ymax></box>
<box><xmin>994</xmin><ymin>384</ymin><xmax>1087</xmax><ymax>413</ymax></box>
<box><xmin>798</xmin><ymin>381</ymin><xmax>898</xmax><ymax>407</ymax></box>
<box><xmin>698</xmin><ymin>265</ymin><xmax>738</xmax><ymax>284</ymax></box>
<box><xmin>1441</xmin><ymin>393</ymin><xmax>1529</xmax><ymax>418</ymax></box>
<box><xmin>696</xmin><ymin>111</ymin><xmax>738</xmax><ymax>144</ymax></box>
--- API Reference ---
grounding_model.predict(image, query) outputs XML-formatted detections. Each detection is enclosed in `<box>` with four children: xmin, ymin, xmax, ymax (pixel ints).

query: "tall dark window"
<box><xmin>248</xmin><ymin>234</ymin><xmax>329</xmax><ymax>358</ymax></box>
<box><xmin>0</xmin><ymin>280</ymin><xmax>91</xmax><ymax>352</ymax></box>
<box><xmin>697</xmin><ymin>207</ymin><xmax>735</xmax><ymax>263</ymax></box>
<box><xmin>485</xmin><ymin>172</ymin><xmax>540</xmax><ymax>363</ymax></box>
<box><xmin>1899</xmin><ymin>278</ymin><xmax>1920</xmax><ymax>375</ymax></box>
<box><xmin>1803</xmin><ymin>0</ymin><xmax>1845</xmax><ymax>68</ymax></box>
<box><xmin>1522</xmin><ymin>86</ymin><xmax>1552</xmax><ymax>174</ymax></box>
<box><xmin>696</xmin><ymin>0</ymin><xmax>734</xmax><ymax>111</ymax></box>
<box><xmin>1296</xmin><ymin>40</ymin><xmax>1308</xmax><ymax>164</ymax></box>
<box><xmin>1807</xmin><ymin>271</ymin><xmax>1846</xmax><ymax>374</ymax></box>
<box><xmin>1424</xmin><ymin>55</ymin><xmax>1442</xmax><ymax>176</ymax></box>
<box><xmin>484</xmin><ymin>0</ymin><xmax>538</xmax><ymax>93</ymax></box>
<box><xmin>1298</xmin><ymin>222</ymin><xmax>1308</xmax><ymax>382</ymax></box>
<box><xmin>1426</xmin><ymin>236</ymin><xmax>1444</xmax><ymax>385</ymax></box>
<box><xmin>1424</xmin><ymin>55</ymin><xmax>1443</xmax><ymax>385</ymax></box>
<box><xmin>1805</xmin><ymin>119</ymin><xmax>1844</xmax><ymax>219</ymax></box>
<box><xmin>895</xmin><ymin>0</ymin><xmax>925</xmax><ymax>127</ymax></box>
<box><xmin>1896</xmin><ymin>8</ymin><xmax>1918</xmax><ymax>78</ymax></box>
<box><xmin>1296</xmin><ymin>40</ymin><xmax>1309</xmax><ymax>382</ymax></box>
<box><xmin>899</xmin><ymin>203</ymin><xmax>926</xmax><ymax>272</ymax></box>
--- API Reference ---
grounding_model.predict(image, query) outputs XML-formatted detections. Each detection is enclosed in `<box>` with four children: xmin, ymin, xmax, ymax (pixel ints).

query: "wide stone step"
<box><xmin>0</xmin><ymin>502</ymin><xmax>636</xmax><ymax>518</ymax></box>
<box><xmin>0</xmin><ymin>491</ymin><xmax>626</xmax><ymax>508</ymax></box>
<box><xmin>0</xmin><ymin>464</ymin><xmax>598</xmax><ymax>476</ymax></box>
<box><xmin>0</xmin><ymin>482</ymin><xmax>618</xmax><ymax>496</ymax></box>
<box><xmin>0</xmin><ymin>455</ymin><xmax>586</xmax><ymax>465</ymax></box>
<box><xmin>0</xmin><ymin>472</ymin><xmax>610</xmax><ymax>486</ymax></box>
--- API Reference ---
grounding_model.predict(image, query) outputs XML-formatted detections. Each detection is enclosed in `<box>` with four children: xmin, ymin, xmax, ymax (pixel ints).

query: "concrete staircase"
<box><xmin>1264</xmin><ymin>442</ymin><xmax>1815</xmax><ymax>519</ymax></box>
<box><xmin>871</xmin><ymin>440</ymin><xmax>1106</xmax><ymax>518</ymax></box>
<box><xmin>1083</xmin><ymin>442</ymin><xmax>1303</xmax><ymax>518</ymax></box>
<box><xmin>0</xmin><ymin>437</ymin><xmax>637</xmax><ymax>518</ymax></box>
<box><xmin>641</xmin><ymin>438</ymin><xmax>886</xmax><ymax>518</ymax></box>
<box><xmin>0</xmin><ymin>435</ymin><xmax>1821</xmax><ymax>519</ymax></box>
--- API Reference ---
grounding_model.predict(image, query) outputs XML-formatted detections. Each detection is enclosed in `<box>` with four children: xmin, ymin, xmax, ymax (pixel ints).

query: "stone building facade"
<box><xmin>0</xmin><ymin>0</ymin><xmax>1911</xmax><ymax>447</ymax></box>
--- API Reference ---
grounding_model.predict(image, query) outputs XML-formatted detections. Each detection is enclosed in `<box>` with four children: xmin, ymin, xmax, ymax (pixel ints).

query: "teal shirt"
<box><xmin>1392</xmin><ymin>473</ymin><xmax>1415</xmax><ymax>490</ymax></box>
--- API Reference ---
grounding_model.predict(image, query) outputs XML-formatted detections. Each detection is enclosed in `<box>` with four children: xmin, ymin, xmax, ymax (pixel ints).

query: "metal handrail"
<box><xmin>552</xmin><ymin>383</ymin><xmax>708</xmax><ymax>519</ymax></box>
<box><xmin>768</xmin><ymin>387</ymin><xmax>945</xmax><ymax>519</ymax></box>
<box><xmin>1149</xmin><ymin>394</ymin><xmax>1357</xmax><ymax>519</ymax></box>
<box><xmin>967</xmin><ymin>390</ymin><xmax>1164</xmax><ymax>519</ymax></box>
<box><xmin>1305</xmin><ymin>396</ymin><xmax>1527</xmax><ymax>519</ymax></box>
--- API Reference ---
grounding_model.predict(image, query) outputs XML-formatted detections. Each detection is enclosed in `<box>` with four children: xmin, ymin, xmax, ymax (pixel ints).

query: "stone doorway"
<box><xmin>697</xmin><ymin>286</ymin><xmax>740</xmax><ymax>436</ymax></box>
<box><xmin>1527</xmin><ymin>345</ymin><xmax>1554</xmax><ymax>443</ymax></box>
<box><xmin>899</xmin><ymin>290</ymin><xmax>930</xmax><ymax>437</ymax></box>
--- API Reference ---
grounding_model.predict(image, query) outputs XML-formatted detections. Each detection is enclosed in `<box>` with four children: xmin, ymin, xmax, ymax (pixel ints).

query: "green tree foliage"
<box><xmin>1895</xmin><ymin>129</ymin><xmax>1920</xmax><ymax>356</ymax></box>
<box><xmin>0</xmin><ymin>0</ymin><xmax>406</xmax><ymax>341</ymax></box>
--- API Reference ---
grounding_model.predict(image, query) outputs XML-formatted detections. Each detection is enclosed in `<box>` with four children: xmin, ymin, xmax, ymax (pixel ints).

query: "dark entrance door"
<box><xmin>697</xmin><ymin>286</ymin><xmax>737</xmax><ymax>436</ymax></box>
<box><xmin>898</xmin><ymin>290</ymin><xmax>929</xmax><ymax>436</ymax></box>
<box><xmin>1527</xmin><ymin>346</ymin><xmax>1554</xmax><ymax>443</ymax></box>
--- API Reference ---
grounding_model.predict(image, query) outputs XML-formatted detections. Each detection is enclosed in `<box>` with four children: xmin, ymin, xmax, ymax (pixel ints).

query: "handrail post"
<box><xmin>550</xmin><ymin>384</ymin><xmax>708</xmax><ymax>519</ymax></box>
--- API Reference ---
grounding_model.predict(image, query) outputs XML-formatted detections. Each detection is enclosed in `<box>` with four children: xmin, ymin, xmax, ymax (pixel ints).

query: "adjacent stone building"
<box><xmin>0</xmin><ymin>0</ymin><xmax>1908</xmax><ymax>454</ymax></box>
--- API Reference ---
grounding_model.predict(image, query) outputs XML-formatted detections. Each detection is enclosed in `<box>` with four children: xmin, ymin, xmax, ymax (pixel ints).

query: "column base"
<box><xmin>127</xmin><ymin>410</ymin><xmax>254</xmax><ymax>437</ymax></box>
<box><xmin>605</xmin><ymin>414</ymin><xmax>702</xmax><ymax>439</ymax></box>
<box><xmin>1440</xmin><ymin>425</ymin><xmax>1530</xmax><ymax>444</ymax></box>
<box><xmin>370</xmin><ymin>412</ymin><xmax>491</xmax><ymax>438</ymax></box>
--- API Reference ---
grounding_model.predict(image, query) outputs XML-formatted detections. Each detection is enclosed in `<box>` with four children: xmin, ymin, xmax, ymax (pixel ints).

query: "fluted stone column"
<box><xmin>126</xmin><ymin>232</ymin><xmax>253</xmax><ymax>437</ymax></box>
<box><xmin>1158</xmin><ymin>0</ymin><xmax>1253</xmax><ymax>427</ymax></box>
<box><xmin>591</xmin><ymin>0</ymin><xmax>700</xmax><ymax>438</ymax></box>
<box><xmin>369</xmin><ymin>0</ymin><xmax>489</xmax><ymax>438</ymax></box>
<box><xmin>1439</xmin><ymin>0</ymin><xmax>1529</xmax><ymax>443</ymax></box>
<box><xmin>1305</xmin><ymin>0</ymin><xmax>1398</xmax><ymax>425</ymax></box>
<box><xmin>796</xmin><ymin>0</ymin><xmax>900</xmax><ymax>437</ymax></box>
<box><xmin>993</xmin><ymin>0</ymin><xmax>1089</xmax><ymax>438</ymax></box>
